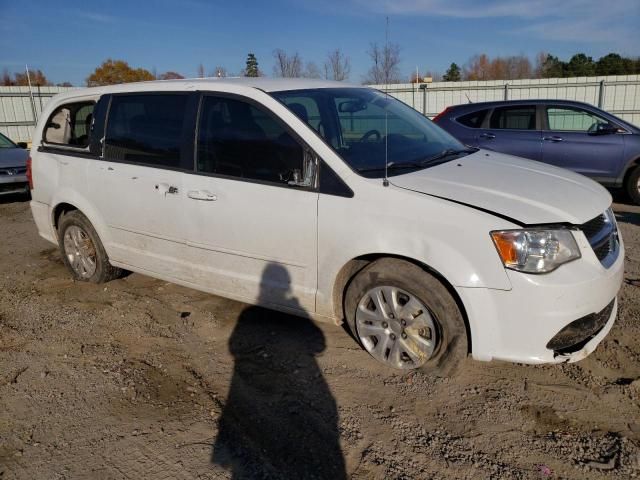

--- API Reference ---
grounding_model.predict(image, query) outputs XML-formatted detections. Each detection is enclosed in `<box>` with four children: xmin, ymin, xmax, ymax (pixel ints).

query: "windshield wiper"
<box><xmin>357</xmin><ymin>148</ymin><xmax>477</xmax><ymax>173</ymax></box>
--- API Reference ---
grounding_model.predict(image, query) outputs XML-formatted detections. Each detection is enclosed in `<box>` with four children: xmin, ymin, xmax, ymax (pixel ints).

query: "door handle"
<box><xmin>543</xmin><ymin>136</ymin><xmax>564</xmax><ymax>142</ymax></box>
<box><xmin>187</xmin><ymin>190</ymin><xmax>217</xmax><ymax>201</ymax></box>
<box><xmin>480</xmin><ymin>133</ymin><xmax>496</xmax><ymax>139</ymax></box>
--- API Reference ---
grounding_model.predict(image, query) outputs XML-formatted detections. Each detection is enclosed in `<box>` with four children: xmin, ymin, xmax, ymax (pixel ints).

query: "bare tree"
<box><xmin>273</xmin><ymin>49</ymin><xmax>303</xmax><ymax>78</ymax></box>
<box><xmin>197</xmin><ymin>63</ymin><xmax>205</xmax><ymax>78</ymax></box>
<box><xmin>303</xmin><ymin>62</ymin><xmax>322</xmax><ymax>79</ymax></box>
<box><xmin>324</xmin><ymin>49</ymin><xmax>351</xmax><ymax>81</ymax></box>
<box><xmin>364</xmin><ymin>42</ymin><xmax>401</xmax><ymax>85</ymax></box>
<box><xmin>212</xmin><ymin>66</ymin><xmax>228</xmax><ymax>78</ymax></box>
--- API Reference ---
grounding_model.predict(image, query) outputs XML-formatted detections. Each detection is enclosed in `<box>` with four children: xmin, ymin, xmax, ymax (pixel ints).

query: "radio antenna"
<box><xmin>383</xmin><ymin>16</ymin><xmax>390</xmax><ymax>187</ymax></box>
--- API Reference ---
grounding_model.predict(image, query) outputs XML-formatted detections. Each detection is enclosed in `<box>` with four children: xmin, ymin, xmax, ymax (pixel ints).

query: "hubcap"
<box><xmin>355</xmin><ymin>286</ymin><xmax>437</xmax><ymax>370</ymax></box>
<box><xmin>63</xmin><ymin>226</ymin><xmax>97</xmax><ymax>279</ymax></box>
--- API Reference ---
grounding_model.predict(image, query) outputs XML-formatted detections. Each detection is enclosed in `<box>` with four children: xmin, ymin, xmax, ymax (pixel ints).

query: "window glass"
<box><xmin>0</xmin><ymin>132</ymin><xmax>16</xmax><ymax>148</ymax></box>
<box><xmin>489</xmin><ymin>106</ymin><xmax>536</xmax><ymax>130</ymax></box>
<box><xmin>277</xmin><ymin>96</ymin><xmax>324</xmax><ymax>135</ymax></box>
<box><xmin>105</xmin><ymin>94</ymin><xmax>187</xmax><ymax>167</ymax></box>
<box><xmin>44</xmin><ymin>102</ymin><xmax>95</xmax><ymax>147</ymax></box>
<box><xmin>457</xmin><ymin>109</ymin><xmax>488</xmax><ymax>128</ymax></box>
<box><xmin>197</xmin><ymin>96</ymin><xmax>303</xmax><ymax>184</ymax></box>
<box><xmin>272</xmin><ymin>88</ymin><xmax>466</xmax><ymax>178</ymax></box>
<box><xmin>547</xmin><ymin>107</ymin><xmax>610</xmax><ymax>132</ymax></box>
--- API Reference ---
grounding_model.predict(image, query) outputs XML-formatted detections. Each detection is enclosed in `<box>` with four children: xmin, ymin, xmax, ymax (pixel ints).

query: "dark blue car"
<box><xmin>433</xmin><ymin>100</ymin><xmax>640</xmax><ymax>204</ymax></box>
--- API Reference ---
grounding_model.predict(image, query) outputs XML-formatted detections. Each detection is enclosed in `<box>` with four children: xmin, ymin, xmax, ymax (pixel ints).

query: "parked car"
<box><xmin>0</xmin><ymin>132</ymin><xmax>29</xmax><ymax>196</ymax></box>
<box><xmin>29</xmin><ymin>79</ymin><xmax>623</xmax><ymax>372</ymax></box>
<box><xmin>433</xmin><ymin>100</ymin><xmax>640</xmax><ymax>203</ymax></box>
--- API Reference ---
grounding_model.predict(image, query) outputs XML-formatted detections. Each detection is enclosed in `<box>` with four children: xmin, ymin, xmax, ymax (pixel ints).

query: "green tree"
<box><xmin>86</xmin><ymin>59</ymin><xmax>154</xmax><ymax>86</ymax></box>
<box><xmin>596</xmin><ymin>53</ymin><xmax>630</xmax><ymax>75</ymax></box>
<box><xmin>565</xmin><ymin>53</ymin><xmax>595</xmax><ymax>77</ymax></box>
<box><xmin>540</xmin><ymin>54</ymin><xmax>565</xmax><ymax>78</ymax></box>
<box><xmin>442</xmin><ymin>63</ymin><xmax>461</xmax><ymax>81</ymax></box>
<box><xmin>245</xmin><ymin>53</ymin><xmax>260</xmax><ymax>77</ymax></box>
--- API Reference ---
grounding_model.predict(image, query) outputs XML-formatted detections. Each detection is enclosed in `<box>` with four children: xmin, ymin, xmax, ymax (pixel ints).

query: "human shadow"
<box><xmin>212</xmin><ymin>263</ymin><xmax>346</xmax><ymax>480</ymax></box>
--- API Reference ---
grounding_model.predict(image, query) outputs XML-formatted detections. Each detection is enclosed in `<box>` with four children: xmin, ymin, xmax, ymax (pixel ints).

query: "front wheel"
<box><xmin>625</xmin><ymin>166</ymin><xmax>640</xmax><ymax>205</ymax></box>
<box><xmin>344</xmin><ymin>258</ymin><xmax>468</xmax><ymax>374</ymax></box>
<box><xmin>58</xmin><ymin>210</ymin><xmax>122</xmax><ymax>283</ymax></box>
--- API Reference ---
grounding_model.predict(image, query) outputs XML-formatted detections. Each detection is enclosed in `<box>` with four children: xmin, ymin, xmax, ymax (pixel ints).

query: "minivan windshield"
<box><xmin>272</xmin><ymin>88</ymin><xmax>473</xmax><ymax>177</ymax></box>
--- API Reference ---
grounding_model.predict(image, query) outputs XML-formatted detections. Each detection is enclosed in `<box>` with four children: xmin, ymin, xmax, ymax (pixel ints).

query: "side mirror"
<box><xmin>17</xmin><ymin>142</ymin><xmax>28</xmax><ymax>149</ymax></box>
<box><xmin>288</xmin><ymin>151</ymin><xmax>317</xmax><ymax>188</ymax></box>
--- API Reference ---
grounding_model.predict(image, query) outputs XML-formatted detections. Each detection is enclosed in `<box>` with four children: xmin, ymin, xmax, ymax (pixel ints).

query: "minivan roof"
<box><xmin>57</xmin><ymin>77</ymin><xmax>362</xmax><ymax>98</ymax></box>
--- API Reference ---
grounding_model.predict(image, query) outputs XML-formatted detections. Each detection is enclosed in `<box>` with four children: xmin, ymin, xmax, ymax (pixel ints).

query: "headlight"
<box><xmin>491</xmin><ymin>229</ymin><xmax>581</xmax><ymax>273</ymax></box>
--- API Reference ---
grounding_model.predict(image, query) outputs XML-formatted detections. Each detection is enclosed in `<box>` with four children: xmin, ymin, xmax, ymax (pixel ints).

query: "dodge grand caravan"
<box><xmin>29</xmin><ymin>78</ymin><xmax>624</xmax><ymax>372</ymax></box>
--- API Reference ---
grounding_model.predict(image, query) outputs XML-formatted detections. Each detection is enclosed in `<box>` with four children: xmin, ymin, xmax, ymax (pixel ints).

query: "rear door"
<box><xmin>541</xmin><ymin>104</ymin><xmax>625</xmax><ymax>181</ymax></box>
<box><xmin>88</xmin><ymin>92</ymin><xmax>195</xmax><ymax>279</ymax></box>
<box><xmin>477</xmin><ymin>104</ymin><xmax>542</xmax><ymax>161</ymax></box>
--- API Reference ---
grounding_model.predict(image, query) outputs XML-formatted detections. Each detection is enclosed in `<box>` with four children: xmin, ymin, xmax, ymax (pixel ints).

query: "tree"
<box><xmin>596</xmin><ymin>53</ymin><xmax>628</xmax><ymax>75</ymax></box>
<box><xmin>13</xmin><ymin>69</ymin><xmax>51</xmax><ymax>86</ymax></box>
<box><xmin>2</xmin><ymin>68</ymin><xmax>11</xmax><ymax>86</ymax></box>
<box><xmin>565</xmin><ymin>53</ymin><xmax>595</xmax><ymax>77</ymax></box>
<box><xmin>464</xmin><ymin>54</ymin><xmax>491</xmax><ymax>80</ymax></box>
<box><xmin>443</xmin><ymin>63</ymin><xmax>461</xmax><ymax>82</ymax></box>
<box><xmin>273</xmin><ymin>49</ymin><xmax>303</xmax><ymax>77</ymax></box>
<box><xmin>304</xmin><ymin>62</ymin><xmax>321</xmax><ymax>79</ymax></box>
<box><xmin>86</xmin><ymin>59</ymin><xmax>154</xmax><ymax>86</ymax></box>
<box><xmin>540</xmin><ymin>54</ymin><xmax>565</xmax><ymax>78</ymax></box>
<box><xmin>364</xmin><ymin>42</ymin><xmax>401</xmax><ymax>84</ymax></box>
<box><xmin>244</xmin><ymin>53</ymin><xmax>260</xmax><ymax>77</ymax></box>
<box><xmin>212</xmin><ymin>66</ymin><xmax>227</xmax><ymax>78</ymax></box>
<box><xmin>158</xmin><ymin>71</ymin><xmax>184</xmax><ymax>80</ymax></box>
<box><xmin>324</xmin><ymin>49</ymin><xmax>351</xmax><ymax>81</ymax></box>
<box><xmin>197</xmin><ymin>63</ymin><xmax>205</xmax><ymax>78</ymax></box>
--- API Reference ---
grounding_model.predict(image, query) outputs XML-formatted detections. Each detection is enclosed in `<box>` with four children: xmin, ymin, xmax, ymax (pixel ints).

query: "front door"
<box><xmin>541</xmin><ymin>105</ymin><xmax>625</xmax><ymax>181</ymax></box>
<box><xmin>182</xmin><ymin>94</ymin><xmax>318</xmax><ymax>312</ymax></box>
<box><xmin>477</xmin><ymin>104</ymin><xmax>542</xmax><ymax>161</ymax></box>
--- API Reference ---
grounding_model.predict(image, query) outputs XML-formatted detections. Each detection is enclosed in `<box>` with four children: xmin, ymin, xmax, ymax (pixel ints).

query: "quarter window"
<box><xmin>197</xmin><ymin>96</ymin><xmax>303</xmax><ymax>184</ymax></box>
<box><xmin>546</xmin><ymin>107</ymin><xmax>610</xmax><ymax>132</ymax></box>
<box><xmin>104</xmin><ymin>94</ymin><xmax>187</xmax><ymax>168</ymax></box>
<box><xmin>44</xmin><ymin>101</ymin><xmax>95</xmax><ymax>147</ymax></box>
<box><xmin>489</xmin><ymin>106</ymin><xmax>536</xmax><ymax>130</ymax></box>
<box><xmin>456</xmin><ymin>109</ymin><xmax>488</xmax><ymax>128</ymax></box>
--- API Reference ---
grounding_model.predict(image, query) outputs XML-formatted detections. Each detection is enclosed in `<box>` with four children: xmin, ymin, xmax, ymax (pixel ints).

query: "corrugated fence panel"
<box><xmin>373</xmin><ymin>75</ymin><xmax>640</xmax><ymax>127</ymax></box>
<box><xmin>1</xmin><ymin>76</ymin><xmax>639</xmax><ymax>142</ymax></box>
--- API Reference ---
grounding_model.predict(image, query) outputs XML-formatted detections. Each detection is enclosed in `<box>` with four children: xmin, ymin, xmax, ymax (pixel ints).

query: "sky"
<box><xmin>1</xmin><ymin>0</ymin><xmax>639</xmax><ymax>86</ymax></box>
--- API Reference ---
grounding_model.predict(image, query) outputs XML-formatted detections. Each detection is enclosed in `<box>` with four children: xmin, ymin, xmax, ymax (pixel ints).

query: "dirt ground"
<box><xmin>1</xmin><ymin>194</ymin><xmax>640</xmax><ymax>480</ymax></box>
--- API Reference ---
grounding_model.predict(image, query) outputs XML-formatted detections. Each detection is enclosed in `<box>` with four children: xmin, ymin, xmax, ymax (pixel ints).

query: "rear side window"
<box><xmin>44</xmin><ymin>101</ymin><xmax>95</xmax><ymax>147</ymax></box>
<box><xmin>197</xmin><ymin>95</ymin><xmax>303</xmax><ymax>184</ymax></box>
<box><xmin>489</xmin><ymin>106</ymin><xmax>536</xmax><ymax>130</ymax></box>
<box><xmin>456</xmin><ymin>109</ymin><xmax>488</xmax><ymax>128</ymax></box>
<box><xmin>104</xmin><ymin>94</ymin><xmax>187</xmax><ymax>167</ymax></box>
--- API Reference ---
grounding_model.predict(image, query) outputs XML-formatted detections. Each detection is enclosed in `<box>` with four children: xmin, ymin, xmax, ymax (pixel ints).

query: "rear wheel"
<box><xmin>625</xmin><ymin>166</ymin><xmax>640</xmax><ymax>205</ymax></box>
<box><xmin>344</xmin><ymin>258</ymin><xmax>467</xmax><ymax>374</ymax></box>
<box><xmin>58</xmin><ymin>210</ymin><xmax>122</xmax><ymax>283</ymax></box>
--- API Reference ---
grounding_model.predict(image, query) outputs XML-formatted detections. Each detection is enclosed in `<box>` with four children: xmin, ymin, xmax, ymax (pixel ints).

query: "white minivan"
<box><xmin>29</xmin><ymin>78</ymin><xmax>623</xmax><ymax>372</ymax></box>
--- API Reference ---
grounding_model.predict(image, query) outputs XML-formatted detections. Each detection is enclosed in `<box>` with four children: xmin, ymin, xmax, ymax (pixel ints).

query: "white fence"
<box><xmin>371</xmin><ymin>74</ymin><xmax>640</xmax><ymax>127</ymax></box>
<box><xmin>2</xmin><ymin>75</ymin><xmax>639</xmax><ymax>143</ymax></box>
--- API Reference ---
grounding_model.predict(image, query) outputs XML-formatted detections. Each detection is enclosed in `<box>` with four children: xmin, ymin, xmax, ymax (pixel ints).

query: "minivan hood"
<box><xmin>390</xmin><ymin>150</ymin><xmax>611</xmax><ymax>225</ymax></box>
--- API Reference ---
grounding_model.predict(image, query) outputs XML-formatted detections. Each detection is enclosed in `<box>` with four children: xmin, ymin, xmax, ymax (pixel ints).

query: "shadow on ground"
<box><xmin>211</xmin><ymin>264</ymin><xmax>347</xmax><ymax>480</ymax></box>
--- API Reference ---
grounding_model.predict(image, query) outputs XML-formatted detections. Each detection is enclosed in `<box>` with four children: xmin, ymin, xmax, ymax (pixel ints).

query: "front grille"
<box><xmin>0</xmin><ymin>167</ymin><xmax>27</xmax><ymax>176</ymax></box>
<box><xmin>580</xmin><ymin>209</ymin><xmax>619</xmax><ymax>266</ymax></box>
<box><xmin>546</xmin><ymin>298</ymin><xmax>615</xmax><ymax>355</ymax></box>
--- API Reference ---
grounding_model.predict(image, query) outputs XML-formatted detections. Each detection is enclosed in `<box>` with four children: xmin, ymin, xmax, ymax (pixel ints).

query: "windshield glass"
<box><xmin>0</xmin><ymin>132</ymin><xmax>17</xmax><ymax>148</ymax></box>
<box><xmin>272</xmin><ymin>88</ymin><xmax>468</xmax><ymax>177</ymax></box>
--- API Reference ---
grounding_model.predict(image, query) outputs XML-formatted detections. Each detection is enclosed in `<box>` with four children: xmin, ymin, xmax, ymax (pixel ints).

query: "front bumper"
<box><xmin>0</xmin><ymin>174</ymin><xmax>28</xmax><ymax>195</ymax></box>
<box><xmin>457</xmin><ymin>229</ymin><xmax>624</xmax><ymax>364</ymax></box>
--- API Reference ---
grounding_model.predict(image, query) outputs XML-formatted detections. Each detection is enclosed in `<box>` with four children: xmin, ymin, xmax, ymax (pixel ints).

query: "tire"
<box><xmin>57</xmin><ymin>210</ymin><xmax>122</xmax><ymax>283</ymax></box>
<box><xmin>344</xmin><ymin>258</ymin><xmax>467</xmax><ymax>375</ymax></box>
<box><xmin>625</xmin><ymin>166</ymin><xmax>640</xmax><ymax>205</ymax></box>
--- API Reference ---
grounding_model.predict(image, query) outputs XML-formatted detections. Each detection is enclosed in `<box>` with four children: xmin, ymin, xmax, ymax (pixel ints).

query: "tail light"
<box><xmin>432</xmin><ymin>107</ymin><xmax>451</xmax><ymax>123</ymax></box>
<box><xmin>26</xmin><ymin>155</ymin><xmax>33</xmax><ymax>190</ymax></box>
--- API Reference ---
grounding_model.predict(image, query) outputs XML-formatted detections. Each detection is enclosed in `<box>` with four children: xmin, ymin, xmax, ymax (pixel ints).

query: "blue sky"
<box><xmin>1</xmin><ymin>0</ymin><xmax>639</xmax><ymax>85</ymax></box>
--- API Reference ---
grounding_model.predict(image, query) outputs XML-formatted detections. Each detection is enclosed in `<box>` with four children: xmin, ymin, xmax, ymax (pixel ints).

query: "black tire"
<box><xmin>625</xmin><ymin>166</ymin><xmax>640</xmax><ymax>205</ymax></box>
<box><xmin>57</xmin><ymin>210</ymin><xmax>122</xmax><ymax>283</ymax></box>
<box><xmin>344</xmin><ymin>258</ymin><xmax>467</xmax><ymax>375</ymax></box>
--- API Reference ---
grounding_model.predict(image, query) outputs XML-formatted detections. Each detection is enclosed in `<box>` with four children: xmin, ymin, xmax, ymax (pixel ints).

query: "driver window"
<box><xmin>547</xmin><ymin>107</ymin><xmax>609</xmax><ymax>132</ymax></box>
<box><xmin>197</xmin><ymin>96</ymin><xmax>303</xmax><ymax>184</ymax></box>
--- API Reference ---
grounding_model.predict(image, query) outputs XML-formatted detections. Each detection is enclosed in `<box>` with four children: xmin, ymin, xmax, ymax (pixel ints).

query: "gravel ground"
<box><xmin>1</xmin><ymin>193</ymin><xmax>639</xmax><ymax>479</ymax></box>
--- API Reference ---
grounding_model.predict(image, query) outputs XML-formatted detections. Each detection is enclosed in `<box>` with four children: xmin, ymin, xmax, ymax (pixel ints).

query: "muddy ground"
<box><xmin>1</xmin><ymin>194</ymin><xmax>639</xmax><ymax>479</ymax></box>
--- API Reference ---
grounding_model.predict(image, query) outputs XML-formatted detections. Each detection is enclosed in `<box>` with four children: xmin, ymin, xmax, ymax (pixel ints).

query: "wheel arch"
<box><xmin>622</xmin><ymin>156</ymin><xmax>640</xmax><ymax>188</ymax></box>
<box><xmin>332</xmin><ymin>253</ymin><xmax>472</xmax><ymax>355</ymax></box>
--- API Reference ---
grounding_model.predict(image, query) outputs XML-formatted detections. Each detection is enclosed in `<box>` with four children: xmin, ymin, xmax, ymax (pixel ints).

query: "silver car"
<box><xmin>0</xmin><ymin>132</ymin><xmax>29</xmax><ymax>195</ymax></box>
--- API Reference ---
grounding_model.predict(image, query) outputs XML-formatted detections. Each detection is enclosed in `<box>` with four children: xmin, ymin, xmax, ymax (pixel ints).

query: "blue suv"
<box><xmin>434</xmin><ymin>100</ymin><xmax>640</xmax><ymax>204</ymax></box>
